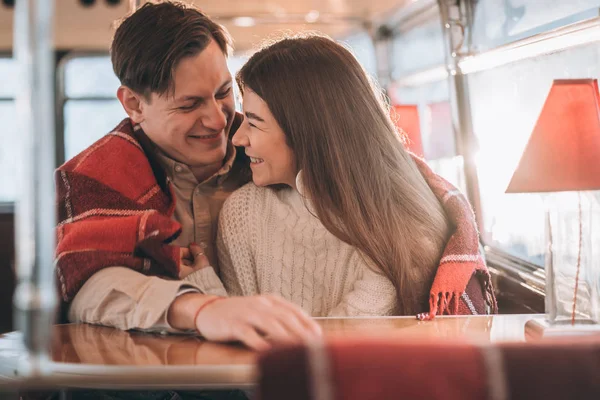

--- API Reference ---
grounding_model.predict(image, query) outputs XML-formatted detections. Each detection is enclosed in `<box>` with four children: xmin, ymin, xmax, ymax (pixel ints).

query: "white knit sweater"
<box><xmin>213</xmin><ymin>182</ymin><xmax>398</xmax><ymax>317</ymax></box>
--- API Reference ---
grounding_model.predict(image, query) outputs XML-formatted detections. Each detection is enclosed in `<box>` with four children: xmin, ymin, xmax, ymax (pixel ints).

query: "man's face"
<box><xmin>137</xmin><ymin>40</ymin><xmax>234</xmax><ymax>169</ymax></box>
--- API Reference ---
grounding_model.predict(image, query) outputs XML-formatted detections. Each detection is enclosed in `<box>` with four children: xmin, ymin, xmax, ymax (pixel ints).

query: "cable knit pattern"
<box><xmin>217</xmin><ymin>183</ymin><xmax>398</xmax><ymax>317</ymax></box>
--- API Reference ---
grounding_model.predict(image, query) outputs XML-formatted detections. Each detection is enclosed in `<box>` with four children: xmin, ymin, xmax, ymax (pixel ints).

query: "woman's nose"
<box><xmin>232</xmin><ymin>121</ymin><xmax>250</xmax><ymax>147</ymax></box>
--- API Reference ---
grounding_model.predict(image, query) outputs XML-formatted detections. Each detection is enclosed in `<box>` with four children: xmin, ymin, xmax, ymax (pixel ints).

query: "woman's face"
<box><xmin>232</xmin><ymin>89</ymin><xmax>297</xmax><ymax>188</ymax></box>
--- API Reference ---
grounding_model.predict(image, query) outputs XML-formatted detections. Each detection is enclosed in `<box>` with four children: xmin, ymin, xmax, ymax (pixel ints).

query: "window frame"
<box><xmin>469</xmin><ymin>1</ymin><xmax>600</xmax><ymax>52</ymax></box>
<box><xmin>0</xmin><ymin>53</ymin><xmax>13</xmax><ymax>101</ymax></box>
<box><xmin>0</xmin><ymin>52</ymin><xmax>16</xmax><ymax>206</ymax></box>
<box><xmin>56</xmin><ymin>51</ymin><xmax>120</xmax><ymax>165</ymax></box>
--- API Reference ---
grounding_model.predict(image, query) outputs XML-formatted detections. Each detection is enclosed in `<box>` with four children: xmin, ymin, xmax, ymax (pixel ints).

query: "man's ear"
<box><xmin>117</xmin><ymin>86</ymin><xmax>146</xmax><ymax>124</ymax></box>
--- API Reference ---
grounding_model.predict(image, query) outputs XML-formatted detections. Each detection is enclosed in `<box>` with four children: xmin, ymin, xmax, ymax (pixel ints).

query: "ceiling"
<box><xmin>0</xmin><ymin>0</ymin><xmax>414</xmax><ymax>52</ymax></box>
<box><xmin>198</xmin><ymin>0</ymin><xmax>410</xmax><ymax>52</ymax></box>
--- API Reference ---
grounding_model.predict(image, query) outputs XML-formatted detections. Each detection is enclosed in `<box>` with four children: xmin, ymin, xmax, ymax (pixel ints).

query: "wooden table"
<box><xmin>0</xmin><ymin>314</ymin><xmax>539</xmax><ymax>390</ymax></box>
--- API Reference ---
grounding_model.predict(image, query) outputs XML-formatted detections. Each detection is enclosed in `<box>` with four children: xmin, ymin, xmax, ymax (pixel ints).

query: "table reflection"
<box><xmin>51</xmin><ymin>324</ymin><xmax>257</xmax><ymax>366</ymax></box>
<box><xmin>317</xmin><ymin>315</ymin><xmax>496</xmax><ymax>341</ymax></box>
<box><xmin>1</xmin><ymin>315</ymin><xmax>537</xmax><ymax>369</ymax></box>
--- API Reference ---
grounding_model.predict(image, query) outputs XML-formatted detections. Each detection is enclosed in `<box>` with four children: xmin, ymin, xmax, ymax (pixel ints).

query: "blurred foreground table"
<box><xmin>0</xmin><ymin>314</ymin><xmax>538</xmax><ymax>391</ymax></box>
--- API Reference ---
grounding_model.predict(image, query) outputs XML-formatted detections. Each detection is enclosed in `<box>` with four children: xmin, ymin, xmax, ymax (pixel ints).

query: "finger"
<box><xmin>194</xmin><ymin>255</ymin><xmax>210</xmax><ymax>269</ymax></box>
<box><xmin>180</xmin><ymin>247</ymin><xmax>191</xmax><ymax>259</ymax></box>
<box><xmin>189</xmin><ymin>243</ymin><xmax>210</xmax><ymax>268</ymax></box>
<box><xmin>266</xmin><ymin>295</ymin><xmax>322</xmax><ymax>336</ymax></box>
<box><xmin>248</xmin><ymin>314</ymin><xmax>298</xmax><ymax>344</ymax></box>
<box><xmin>189</xmin><ymin>243</ymin><xmax>205</xmax><ymax>259</ymax></box>
<box><xmin>235</xmin><ymin>325</ymin><xmax>271</xmax><ymax>352</ymax></box>
<box><xmin>189</xmin><ymin>243</ymin><xmax>203</xmax><ymax>254</ymax></box>
<box><xmin>250</xmin><ymin>297</ymin><xmax>319</xmax><ymax>342</ymax></box>
<box><xmin>271</xmin><ymin>308</ymin><xmax>321</xmax><ymax>342</ymax></box>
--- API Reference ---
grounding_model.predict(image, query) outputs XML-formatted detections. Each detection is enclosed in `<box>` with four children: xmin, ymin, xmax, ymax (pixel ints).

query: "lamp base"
<box><xmin>525</xmin><ymin>317</ymin><xmax>600</xmax><ymax>340</ymax></box>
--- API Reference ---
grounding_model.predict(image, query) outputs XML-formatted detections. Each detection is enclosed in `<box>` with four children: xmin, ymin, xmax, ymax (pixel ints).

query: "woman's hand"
<box><xmin>196</xmin><ymin>294</ymin><xmax>322</xmax><ymax>351</ymax></box>
<box><xmin>179</xmin><ymin>243</ymin><xmax>210</xmax><ymax>279</ymax></box>
<box><xmin>168</xmin><ymin>293</ymin><xmax>322</xmax><ymax>351</ymax></box>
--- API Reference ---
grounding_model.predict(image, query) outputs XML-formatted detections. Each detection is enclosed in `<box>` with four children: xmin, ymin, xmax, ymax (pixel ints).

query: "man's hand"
<box><xmin>179</xmin><ymin>243</ymin><xmax>210</xmax><ymax>279</ymax></box>
<box><xmin>168</xmin><ymin>293</ymin><xmax>322</xmax><ymax>351</ymax></box>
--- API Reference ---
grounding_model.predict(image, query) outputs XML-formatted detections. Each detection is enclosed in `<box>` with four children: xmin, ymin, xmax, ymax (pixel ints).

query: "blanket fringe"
<box><xmin>416</xmin><ymin>291</ymin><xmax>462</xmax><ymax>321</ymax></box>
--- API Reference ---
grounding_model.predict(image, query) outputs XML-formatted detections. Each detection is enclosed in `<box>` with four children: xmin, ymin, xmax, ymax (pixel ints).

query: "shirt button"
<box><xmin>174</xmin><ymin>165</ymin><xmax>183</xmax><ymax>173</ymax></box>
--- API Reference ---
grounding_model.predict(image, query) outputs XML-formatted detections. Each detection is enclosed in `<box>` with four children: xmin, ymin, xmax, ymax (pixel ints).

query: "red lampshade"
<box><xmin>391</xmin><ymin>104</ymin><xmax>424</xmax><ymax>157</ymax></box>
<box><xmin>506</xmin><ymin>79</ymin><xmax>600</xmax><ymax>193</ymax></box>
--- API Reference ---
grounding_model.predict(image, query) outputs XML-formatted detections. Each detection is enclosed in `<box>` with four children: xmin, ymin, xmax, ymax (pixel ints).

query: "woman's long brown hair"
<box><xmin>237</xmin><ymin>35</ymin><xmax>450</xmax><ymax>315</ymax></box>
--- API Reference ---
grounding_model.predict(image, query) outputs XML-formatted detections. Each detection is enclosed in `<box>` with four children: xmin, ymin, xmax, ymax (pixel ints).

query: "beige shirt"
<box><xmin>68</xmin><ymin>141</ymin><xmax>247</xmax><ymax>332</ymax></box>
<box><xmin>155</xmin><ymin>143</ymin><xmax>243</xmax><ymax>271</ymax></box>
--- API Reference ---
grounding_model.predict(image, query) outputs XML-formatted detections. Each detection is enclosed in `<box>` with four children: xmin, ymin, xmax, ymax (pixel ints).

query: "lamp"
<box><xmin>391</xmin><ymin>104</ymin><xmax>424</xmax><ymax>158</ymax></box>
<box><xmin>507</xmin><ymin>79</ymin><xmax>600</xmax><ymax>333</ymax></box>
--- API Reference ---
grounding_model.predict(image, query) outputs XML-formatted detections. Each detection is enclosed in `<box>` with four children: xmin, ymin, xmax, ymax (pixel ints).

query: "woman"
<box><xmin>214</xmin><ymin>34</ymin><xmax>495</xmax><ymax>317</ymax></box>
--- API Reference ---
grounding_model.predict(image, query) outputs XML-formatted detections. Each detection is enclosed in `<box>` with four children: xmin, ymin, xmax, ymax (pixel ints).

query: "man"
<box><xmin>55</xmin><ymin>1</ymin><xmax>320</xmax><ymax>352</ymax></box>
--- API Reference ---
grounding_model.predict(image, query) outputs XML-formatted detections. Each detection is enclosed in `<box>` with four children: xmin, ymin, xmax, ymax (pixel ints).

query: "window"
<box><xmin>388</xmin><ymin>4</ymin><xmax>466</xmax><ymax>193</ymax></box>
<box><xmin>471</xmin><ymin>0</ymin><xmax>600</xmax><ymax>51</ymax></box>
<box><xmin>391</xmin><ymin>9</ymin><xmax>445</xmax><ymax>79</ymax></box>
<box><xmin>466</xmin><ymin>1</ymin><xmax>600</xmax><ymax>267</ymax></box>
<box><xmin>392</xmin><ymin>80</ymin><xmax>466</xmax><ymax>193</ymax></box>
<box><xmin>62</xmin><ymin>55</ymin><xmax>124</xmax><ymax>160</ymax></box>
<box><xmin>0</xmin><ymin>57</ymin><xmax>17</xmax><ymax>97</ymax></box>
<box><xmin>227</xmin><ymin>56</ymin><xmax>248</xmax><ymax>111</ymax></box>
<box><xmin>468</xmin><ymin>41</ymin><xmax>600</xmax><ymax>266</ymax></box>
<box><xmin>0</xmin><ymin>57</ymin><xmax>18</xmax><ymax>202</ymax></box>
<box><xmin>342</xmin><ymin>31</ymin><xmax>377</xmax><ymax>79</ymax></box>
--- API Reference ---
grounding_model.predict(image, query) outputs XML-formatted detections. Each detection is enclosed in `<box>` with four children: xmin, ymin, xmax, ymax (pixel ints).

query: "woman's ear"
<box><xmin>117</xmin><ymin>86</ymin><xmax>145</xmax><ymax>124</ymax></box>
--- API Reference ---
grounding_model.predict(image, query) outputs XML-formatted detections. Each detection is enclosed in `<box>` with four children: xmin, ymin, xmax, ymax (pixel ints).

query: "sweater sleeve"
<box><xmin>216</xmin><ymin>184</ymin><xmax>260</xmax><ymax>297</ymax></box>
<box><xmin>328</xmin><ymin>252</ymin><xmax>397</xmax><ymax>317</ymax></box>
<box><xmin>69</xmin><ymin>266</ymin><xmax>201</xmax><ymax>332</ymax></box>
<box><xmin>183</xmin><ymin>267</ymin><xmax>228</xmax><ymax>297</ymax></box>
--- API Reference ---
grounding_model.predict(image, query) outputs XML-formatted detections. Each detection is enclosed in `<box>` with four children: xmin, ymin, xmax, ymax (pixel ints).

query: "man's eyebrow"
<box><xmin>245</xmin><ymin>111</ymin><xmax>265</xmax><ymax>122</ymax></box>
<box><xmin>176</xmin><ymin>80</ymin><xmax>232</xmax><ymax>102</ymax></box>
<box><xmin>177</xmin><ymin>95</ymin><xmax>204</xmax><ymax>102</ymax></box>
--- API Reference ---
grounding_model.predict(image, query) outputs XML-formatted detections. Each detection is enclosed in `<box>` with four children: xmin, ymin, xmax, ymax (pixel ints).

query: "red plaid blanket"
<box><xmin>55</xmin><ymin>119</ymin><xmax>181</xmax><ymax>302</ymax></box>
<box><xmin>412</xmin><ymin>156</ymin><xmax>497</xmax><ymax>319</ymax></box>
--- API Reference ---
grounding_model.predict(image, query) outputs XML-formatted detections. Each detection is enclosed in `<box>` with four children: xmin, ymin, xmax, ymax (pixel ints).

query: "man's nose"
<box><xmin>201</xmin><ymin>100</ymin><xmax>228</xmax><ymax>132</ymax></box>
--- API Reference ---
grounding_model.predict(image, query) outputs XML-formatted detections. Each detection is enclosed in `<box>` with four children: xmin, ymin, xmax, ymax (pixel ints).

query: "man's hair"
<box><xmin>111</xmin><ymin>1</ymin><xmax>232</xmax><ymax>98</ymax></box>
